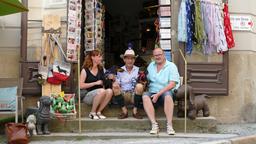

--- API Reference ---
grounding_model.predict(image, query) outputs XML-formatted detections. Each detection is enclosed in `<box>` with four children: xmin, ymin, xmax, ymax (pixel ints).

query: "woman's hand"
<box><xmin>95</xmin><ymin>80</ymin><xmax>103</xmax><ymax>86</ymax></box>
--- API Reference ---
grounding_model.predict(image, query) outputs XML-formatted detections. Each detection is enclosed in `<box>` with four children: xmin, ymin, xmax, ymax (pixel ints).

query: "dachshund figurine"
<box><xmin>56</xmin><ymin>66</ymin><xmax>67</xmax><ymax>75</ymax></box>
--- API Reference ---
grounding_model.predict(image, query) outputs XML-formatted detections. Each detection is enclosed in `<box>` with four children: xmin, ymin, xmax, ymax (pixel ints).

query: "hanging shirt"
<box><xmin>214</xmin><ymin>4</ymin><xmax>228</xmax><ymax>53</ymax></box>
<box><xmin>223</xmin><ymin>3</ymin><xmax>235</xmax><ymax>49</ymax></box>
<box><xmin>178</xmin><ymin>0</ymin><xmax>187</xmax><ymax>42</ymax></box>
<box><xmin>201</xmin><ymin>1</ymin><xmax>216</xmax><ymax>55</ymax></box>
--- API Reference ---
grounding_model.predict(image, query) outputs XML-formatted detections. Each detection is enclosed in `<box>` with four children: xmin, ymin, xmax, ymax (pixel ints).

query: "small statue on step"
<box><xmin>36</xmin><ymin>96</ymin><xmax>52</xmax><ymax>135</ymax></box>
<box><xmin>174</xmin><ymin>85</ymin><xmax>210</xmax><ymax>120</ymax></box>
<box><xmin>26</xmin><ymin>114</ymin><xmax>37</xmax><ymax>136</ymax></box>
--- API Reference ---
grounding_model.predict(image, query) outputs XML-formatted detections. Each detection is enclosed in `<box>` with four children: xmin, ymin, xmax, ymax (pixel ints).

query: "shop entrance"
<box><xmin>102</xmin><ymin>0</ymin><xmax>158</xmax><ymax>68</ymax></box>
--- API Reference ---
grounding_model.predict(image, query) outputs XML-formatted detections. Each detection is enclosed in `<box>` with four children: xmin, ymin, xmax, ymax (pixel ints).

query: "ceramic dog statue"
<box><xmin>188</xmin><ymin>94</ymin><xmax>210</xmax><ymax>120</ymax></box>
<box><xmin>36</xmin><ymin>96</ymin><xmax>52</xmax><ymax>135</ymax></box>
<box><xmin>26</xmin><ymin>114</ymin><xmax>37</xmax><ymax>136</ymax></box>
<box><xmin>174</xmin><ymin>84</ymin><xmax>210</xmax><ymax>120</ymax></box>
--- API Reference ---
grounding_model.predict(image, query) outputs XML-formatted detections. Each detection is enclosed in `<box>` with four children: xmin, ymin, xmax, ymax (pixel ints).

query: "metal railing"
<box><xmin>179</xmin><ymin>48</ymin><xmax>188</xmax><ymax>133</ymax></box>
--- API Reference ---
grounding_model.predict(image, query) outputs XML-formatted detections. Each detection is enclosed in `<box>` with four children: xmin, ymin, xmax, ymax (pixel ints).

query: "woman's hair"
<box><xmin>82</xmin><ymin>49</ymin><xmax>103</xmax><ymax>70</ymax></box>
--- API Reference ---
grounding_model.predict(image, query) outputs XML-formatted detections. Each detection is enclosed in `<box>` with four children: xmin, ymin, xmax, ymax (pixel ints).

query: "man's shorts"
<box><xmin>143</xmin><ymin>91</ymin><xmax>174</xmax><ymax>108</ymax></box>
<box><xmin>122</xmin><ymin>91</ymin><xmax>134</xmax><ymax>105</ymax></box>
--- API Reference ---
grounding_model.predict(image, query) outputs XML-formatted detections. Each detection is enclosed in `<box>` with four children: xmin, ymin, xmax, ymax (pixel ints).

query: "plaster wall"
<box><xmin>0</xmin><ymin>14</ymin><xmax>21</xmax><ymax>78</ymax></box>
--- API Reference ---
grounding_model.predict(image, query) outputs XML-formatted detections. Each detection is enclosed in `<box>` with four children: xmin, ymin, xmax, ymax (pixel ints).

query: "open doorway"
<box><xmin>102</xmin><ymin>0</ymin><xmax>158</xmax><ymax>68</ymax></box>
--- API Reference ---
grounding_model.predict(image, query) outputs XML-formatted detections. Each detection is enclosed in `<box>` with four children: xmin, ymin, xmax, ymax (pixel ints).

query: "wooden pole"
<box><xmin>78</xmin><ymin>41</ymin><xmax>82</xmax><ymax>134</ymax></box>
<box><xmin>41</xmin><ymin>15</ymin><xmax>62</xmax><ymax>96</ymax></box>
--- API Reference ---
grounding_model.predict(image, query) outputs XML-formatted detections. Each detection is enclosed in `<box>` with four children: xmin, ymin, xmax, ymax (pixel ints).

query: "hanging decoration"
<box><xmin>157</xmin><ymin>0</ymin><xmax>172</xmax><ymax>61</ymax></box>
<box><xmin>178</xmin><ymin>0</ymin><xmax>235</xmax><ymax>55</ymax></box>
<box><xmin>66</xmin><ymin>0</ymin><xmax>82</xmax><ymax>62</ymax></box>
<box><xmin>84</xmin><ymin>0</ymin><xmax>105</xmax><ymax>52</ymax></box>
<box><xmin>223</xmin><ymin>3</ymin><xmax>235</xmax><ymax>49</ymax></box>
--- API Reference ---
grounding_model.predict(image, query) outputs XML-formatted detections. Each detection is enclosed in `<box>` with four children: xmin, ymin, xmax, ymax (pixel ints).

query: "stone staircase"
<box><xmin>48</xmin><ymin>103</ymin><xmax>217</xmax><ymax>133</ymax></box>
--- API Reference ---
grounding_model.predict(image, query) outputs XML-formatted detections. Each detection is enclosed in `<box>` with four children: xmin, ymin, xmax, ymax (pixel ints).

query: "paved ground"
<box><xmin>28</xmin><ymin>138</ymin><xmax>228</xmax><ymax>144</ymax></box>
<box><xmin>1</xmin><ymin>123</ymin><xmax>256</xmax><ymax>144</ymax></box>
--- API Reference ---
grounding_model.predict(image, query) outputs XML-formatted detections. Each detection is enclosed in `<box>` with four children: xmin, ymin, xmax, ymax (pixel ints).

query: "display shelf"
<box><xmin>84</xmin><ymin>0</ymin><xmax>104</xmax><ymax>52</ymax></box>
<box><xmin>158</xmin><ymin>0</ymin><xmax>171</xmax><ymax>51</ymax></box>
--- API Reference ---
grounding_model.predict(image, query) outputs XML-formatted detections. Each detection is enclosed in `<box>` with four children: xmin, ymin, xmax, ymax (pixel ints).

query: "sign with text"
<box><xmin>230</xmin><ymin>15</ymin><xmax>253</xmax><ymax>31</ymax></box>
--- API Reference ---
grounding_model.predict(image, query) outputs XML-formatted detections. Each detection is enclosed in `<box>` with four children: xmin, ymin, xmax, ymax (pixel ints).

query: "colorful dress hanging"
<box><xmin>223</xmin><ymin>3</ymin><xmax>235</xmax><ymax>49</ymax></box>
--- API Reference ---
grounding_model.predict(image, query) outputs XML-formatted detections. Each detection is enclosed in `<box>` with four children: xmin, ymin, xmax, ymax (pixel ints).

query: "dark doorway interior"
<box><xmin>102</xmin><ymin>0</ymin><xmax>158</xmax><ymax>68</ymax></box>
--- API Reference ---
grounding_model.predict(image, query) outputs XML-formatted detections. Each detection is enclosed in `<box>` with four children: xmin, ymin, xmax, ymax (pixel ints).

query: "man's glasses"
<box><xmin>153</xmin><ymin>53</ymin><xmax>163</xmax><ymax>57</ymax></box>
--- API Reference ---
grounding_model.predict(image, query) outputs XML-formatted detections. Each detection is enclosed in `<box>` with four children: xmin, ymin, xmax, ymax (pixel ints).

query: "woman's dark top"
<box><xmin>84</xmin><ymin>68</ymin><xmax>104</xmax><ymax>91</ymax></box>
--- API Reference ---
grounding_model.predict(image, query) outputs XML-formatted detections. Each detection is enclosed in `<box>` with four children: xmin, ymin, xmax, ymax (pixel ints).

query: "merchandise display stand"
<box><xmin>158</xmin><ymin>0</ymin><xmax>172</xmax><ymax>61</ymax></box>
<box><xmin>41</xmin><ymin>15</ymin><xmax>62</xmax><ymax>96</ymax></box>
<box><xmin>84</xmin><ymin>0</ymin><xmax>104</xmax><ymax>51</ymax></box>
<box><xmin>67</xmin><ymin>0</ymin><xmax>82</xmax><ymax>62</ymax></box>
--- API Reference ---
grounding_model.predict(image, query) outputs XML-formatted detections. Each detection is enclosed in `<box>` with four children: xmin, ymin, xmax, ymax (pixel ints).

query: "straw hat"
<box><xmin>120</xmin><ymin>48</ymin><xmax>138</xmax><ymax>59</ymax></box>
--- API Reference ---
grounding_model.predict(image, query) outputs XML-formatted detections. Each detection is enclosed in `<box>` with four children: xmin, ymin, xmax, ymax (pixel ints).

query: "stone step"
<box><xmin>78</xmin><ymin>103</ymin><xmax>177</xmax><ymax>117</ymax></box>
<box><xmin>48</xmin><ymin>116</ymin><xmax>217</xmax><ymax>133</ymax></box>
<box><xmin>29</xmin><ymin>132</ymin><xmax>237</xmax><ymax>142</ymax></box>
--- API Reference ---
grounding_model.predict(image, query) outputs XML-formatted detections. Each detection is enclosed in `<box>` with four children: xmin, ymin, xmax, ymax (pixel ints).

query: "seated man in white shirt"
<box><xmin>112</xmin><ymin>48</ymin><xmax>144</xmax><ymax>119</ymax></box>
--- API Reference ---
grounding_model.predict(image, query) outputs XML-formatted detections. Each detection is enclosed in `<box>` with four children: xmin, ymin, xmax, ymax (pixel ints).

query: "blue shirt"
<box><xmin>117</xmin><ymin>66</ymin><xmax>139</xmax><ymax>91</ymax></box>
<box><xmin>147</xmin><ymin>60</ymin><xmax>180</xmax><ymax>93</ymax></box>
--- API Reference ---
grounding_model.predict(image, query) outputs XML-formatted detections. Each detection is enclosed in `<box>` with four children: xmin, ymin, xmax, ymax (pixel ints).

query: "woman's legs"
<box><xmin>97</xmin><ymin>88</ymin><xmax>113</xmax><ymax>112</ymax></box>
<box><xmin>91</xmin><ymin>88</ymin><xmax>106</xmax><ymax>112</ymax></box>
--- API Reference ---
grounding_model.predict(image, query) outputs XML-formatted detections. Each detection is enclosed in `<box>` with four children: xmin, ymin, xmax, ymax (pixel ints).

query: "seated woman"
<box><xmin>80</xmin><ymin>49</ymin><xmax>113</xmax><ymax>119</ymax></box>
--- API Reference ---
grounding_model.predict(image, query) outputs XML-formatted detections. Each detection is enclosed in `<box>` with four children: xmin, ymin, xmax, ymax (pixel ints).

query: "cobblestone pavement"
<box><xmin>216</xmin><ymin>123</ymin><xmax>256</xmax><ymax>136</ymax></box>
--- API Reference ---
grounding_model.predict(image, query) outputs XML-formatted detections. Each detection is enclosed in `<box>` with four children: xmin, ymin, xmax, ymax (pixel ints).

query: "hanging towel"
<box><xmin>194</xmin><ymin>0</ymin><xmax>205</xmax><ymax>52</ymax></box>
<box><xmin>223</xmin><ymin>3</ymin><xmax>235</xmax><ymax>48</ymax></box>
<box><xmin>178</xmin><ymin>0</ymin><xmax>187</xmax><ymax>42</ymax></box>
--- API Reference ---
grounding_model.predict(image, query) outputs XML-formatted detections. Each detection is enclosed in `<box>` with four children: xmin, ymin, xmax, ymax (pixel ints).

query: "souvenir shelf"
<box><xmin>158</xmin><ymin>0</ymin><xmax>171</xmax><ymax>61</ymax></box>
<box><xmin>84</xmin><ymin>0</ymin><xmax>105</xmax><ymax>52</ymax></box>
<box><xmin>158</xmin><ymin>0</ymin><xmax>171</xmax><ymax>51</ymax></box>
<box><xmin>67</xmin><ymin>0</ymin><xmax>82</xmax><ymax>62</ymax></box>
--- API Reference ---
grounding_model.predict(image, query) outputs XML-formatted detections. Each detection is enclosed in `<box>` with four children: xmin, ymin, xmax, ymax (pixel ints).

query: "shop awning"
<box><xmin>0</xmin><ymin>0</ymin><xmax>28</xmax><ymax>16</ymax></box>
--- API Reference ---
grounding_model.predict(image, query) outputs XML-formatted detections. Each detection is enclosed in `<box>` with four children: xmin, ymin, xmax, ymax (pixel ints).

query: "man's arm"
<box><xmin>151</xmin><ymin>81</ymin><xmax>176</xmax><ymax>103</ymax></box>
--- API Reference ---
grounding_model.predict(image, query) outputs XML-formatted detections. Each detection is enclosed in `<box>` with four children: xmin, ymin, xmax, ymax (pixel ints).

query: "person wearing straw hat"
<box><xmin>112</xmin><ymin>46</ymin><xmax>144</xmax><ymax>119</ymax></box>
<box><xmin>142</xmin><ymin>48</ymin><xmax>180</xmax><ymax>135</ymax></box>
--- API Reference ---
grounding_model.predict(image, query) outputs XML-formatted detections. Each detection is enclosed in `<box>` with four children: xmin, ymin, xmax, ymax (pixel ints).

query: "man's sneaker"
<box><xmin>149</xmin><ymin>122</ymin><xmax>159</xmax><ymax>134</ymax></box>
<box><xmin>97</xmin><ymin>112</ymin><xmax>106</xmax><ymax>119</ymax></box>
<box><xmin>167</xmin><ymin>124</ymin><xmax>175</xmax><ymax>135</ymax></box>
<box><xmin>89</xmin><ymin>112</ymin><xmax>99</xmax><ymax>120</ymax></box>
